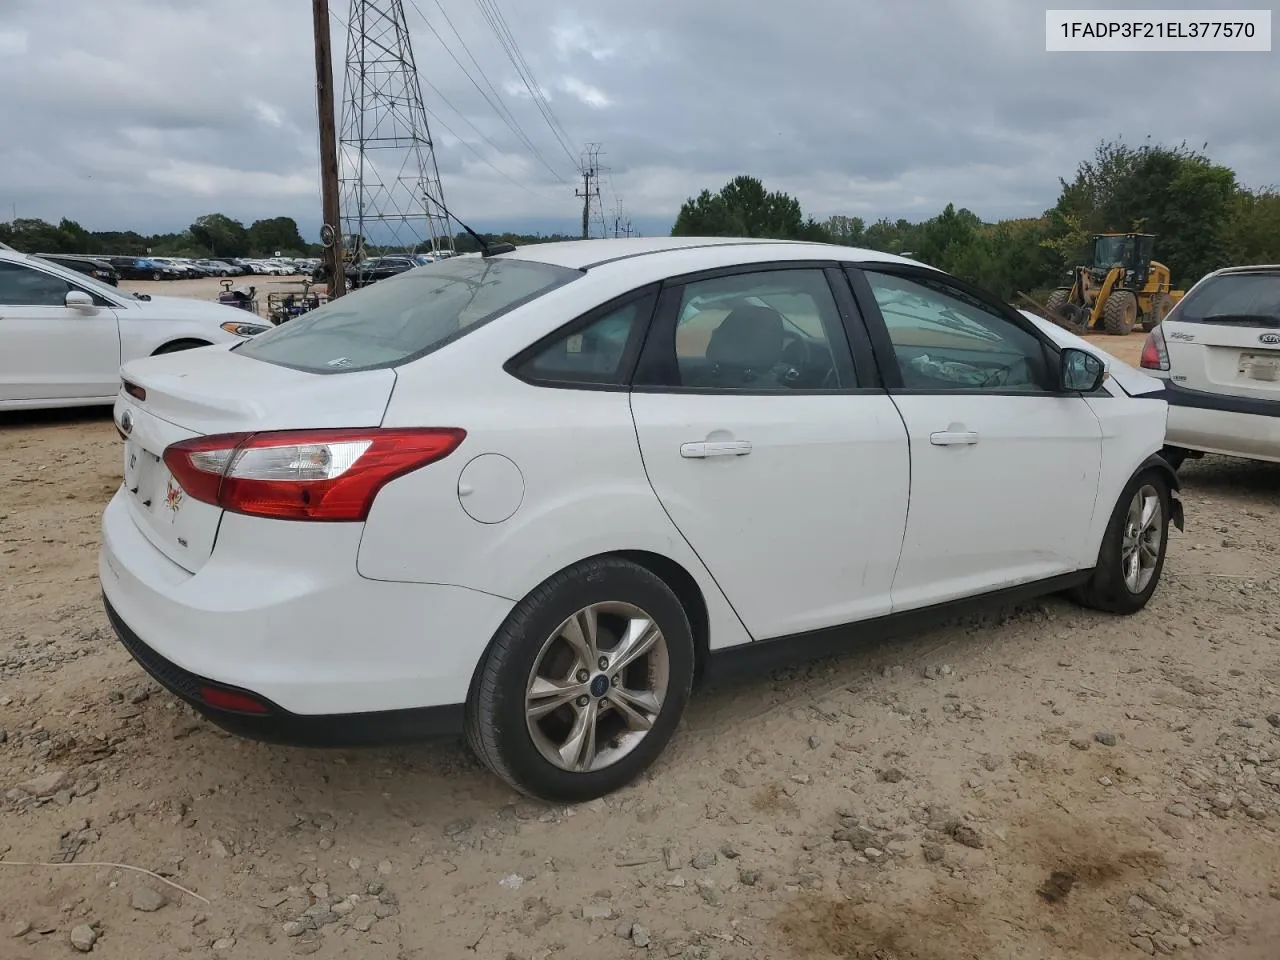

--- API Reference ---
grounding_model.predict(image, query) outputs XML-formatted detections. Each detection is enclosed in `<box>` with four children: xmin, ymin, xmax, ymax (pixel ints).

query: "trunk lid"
<box><xmin>1164</xmin><ymin>318</ymin><xmax>1280</xmax><ymax>401</ymax></box>
<box><xmin>114</xmin><ymin>345</ymin><xmax>397</xmax><ymax>572</ymax></box>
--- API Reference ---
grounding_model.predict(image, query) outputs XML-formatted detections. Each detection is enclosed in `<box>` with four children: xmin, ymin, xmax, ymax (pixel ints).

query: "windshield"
<box><xmin>234</xmin><ymin>256</ymin><xmax>581</xmax><ymax>373</ymax></box>
<box><xmin>1093</xmin><ymin>236</ymin><xmax>1131</xmax><ymax>267</ymax></box>
<box><xmin>1174</xmin><ymin>272</ymin><xmax>1280</xmax><ymax>324</ymax></box>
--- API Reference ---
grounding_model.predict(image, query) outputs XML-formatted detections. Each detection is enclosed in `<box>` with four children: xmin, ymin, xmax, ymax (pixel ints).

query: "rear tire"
<box><xmin>465</xmin><ymin>556</ymin><xmax>695</xmax><ymax>803</ymax></box>
<box><xmin>1068</xmin><ymin>468</ymin><xmax>1171</xmax><ymax>615</ymax></box>
<box><xmin>1102</xmin><ymin>291</ymin><xmax>1138</xmax><ymax>335</ymax></box>
<box><xmin>1141</xmin><ymin>293</ymin><xmax>1175</xmax><ymax>332</ymax></box>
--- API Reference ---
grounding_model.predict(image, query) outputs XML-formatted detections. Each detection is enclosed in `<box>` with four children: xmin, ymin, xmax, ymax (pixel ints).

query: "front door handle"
<box><xmin>680</xmin><ymin>440</ymin><xmax>753</xmax><ymax>459</ymax></box>
<box><xmin>930</xmin><ymin>430</ymin><xmax>979</xmax><ymax>446</ymax></box>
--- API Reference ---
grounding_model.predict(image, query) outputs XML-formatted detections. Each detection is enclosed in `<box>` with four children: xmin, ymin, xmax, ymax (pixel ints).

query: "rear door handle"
<box><xmin>930</xmin><ymin>430</ymin><xmax>979</xmax><ymax>446</ymax></box>
<box><xmin>680</xmin><ymin>440</ymin><xmax>753</xmax><ymax>458</ymax></box>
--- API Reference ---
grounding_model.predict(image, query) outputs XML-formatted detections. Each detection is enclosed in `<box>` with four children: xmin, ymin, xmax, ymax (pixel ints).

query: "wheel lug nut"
<box><xmin>576</xmin><ymin>670</ymin><xmax>590</xmax><ymax>682</ymax></box>
<box><xmin>576</xmin><ymin>696</ymin><xmax>589</xmax><ymax>707</ymax></box>
<box><xmin>597</xmin><ymin>656</ymin><xmax>609</xmax><ymax>670</ymax></box>
<box><xmin>611</xmin><ymin>675</ymin><xmax>620</xmax><ymax>686</ymax></box>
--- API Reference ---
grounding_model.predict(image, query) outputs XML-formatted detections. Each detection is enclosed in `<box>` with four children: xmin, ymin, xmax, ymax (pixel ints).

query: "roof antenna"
<box><xmin>426</xmin><ymin>196</ymin><xmax>515</xmax><ymax>258</ymax></box>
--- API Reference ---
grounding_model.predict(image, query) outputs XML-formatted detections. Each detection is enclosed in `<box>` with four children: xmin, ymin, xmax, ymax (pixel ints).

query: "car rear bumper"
<box><xmin>1164</xmin><ymin>382</ymin><xmax>1280</xmax><ymax>462</ymax></box>
<box><xmin>98</xmin><ymin>487</ymin><xmax>514</xmax><ymax>732</ymax></box>
<box><xmin>102</xmin><ymin>593</ymin><xmax>466</xmax><ymax>745</ymax></box>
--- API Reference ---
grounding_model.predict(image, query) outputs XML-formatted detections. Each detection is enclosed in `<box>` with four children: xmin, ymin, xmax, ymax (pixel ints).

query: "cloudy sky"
<box><xmin>0</xmin><ymin>0</ymin><xmax>1275</xmax><ymax>242</ymax></box>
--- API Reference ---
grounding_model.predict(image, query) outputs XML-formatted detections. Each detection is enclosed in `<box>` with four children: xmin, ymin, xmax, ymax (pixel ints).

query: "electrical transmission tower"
<box><xmin>575</xmin><ymin>143</ymin><xmax>607</xmax><ymax>240</ymax></box>
<box><xmin>339</xmin><ymin>0</ymin><xmax>454</xmax><ymax>256</ymax></box>
<box><xmin>612</xmin><ymin>198</ymin><xmax>633</xmax><ymax>239</ymax></box>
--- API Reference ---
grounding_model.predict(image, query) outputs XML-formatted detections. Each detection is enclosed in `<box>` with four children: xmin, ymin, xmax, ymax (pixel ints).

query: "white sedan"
<box><xmin>99</xmin><ymin>237</ymin><xmax>1183</xmax><ymax>802</ymax></box>
<box><xmin>1138</xmin><ymin>264</ymin><xmax>1280</xmax><ymax>467</ymax></box>
<box><xmin>1</xmin><ymin>247</ymin><xmax>271</xmax><ymax>410</ymax></box>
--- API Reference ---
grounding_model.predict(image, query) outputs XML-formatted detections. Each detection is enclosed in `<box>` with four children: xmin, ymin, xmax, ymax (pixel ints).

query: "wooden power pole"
<box><xmin>312</xmin><ymin>0</ymin><xmax>346</xmax><ymax>298</ymax></box>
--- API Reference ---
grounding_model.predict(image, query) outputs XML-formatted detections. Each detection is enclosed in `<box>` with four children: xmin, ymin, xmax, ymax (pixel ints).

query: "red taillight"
<box><xmin>199</xmin><ymin>686</ymin><xmax>270</xmax><ymax>714</ymax></box>
<box><xmin>162</xmin><ymin>428</ymin><xmax>466</xmax><ymax>521</ymax></box>
<box><xmin>1140</xmin><ymin>326</ymin><xmax>1170</xmax><ymax>371</ymax></box>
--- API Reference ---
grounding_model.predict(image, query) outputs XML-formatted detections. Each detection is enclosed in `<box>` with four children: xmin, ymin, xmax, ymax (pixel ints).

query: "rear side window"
<box><xmin>1175</xmin><ymin>272</ymin><xmax>1280</xmax><ymax>326</ymax></box>
<box><xmin>235</xmin><ymin>257</ymin><xmax>581</xmax><ymax>373</ymax></box>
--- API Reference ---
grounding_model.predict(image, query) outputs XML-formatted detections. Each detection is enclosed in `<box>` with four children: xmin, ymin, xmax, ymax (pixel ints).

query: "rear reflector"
<box><xmin>163</xmin><ymin>427</ymin><xmax>466</xmax><ymax>521</ymax></box>
<box><xmin>199</xmin><ymin>685</ymin><xmax>270</xmax><ymax>715</ymax></box>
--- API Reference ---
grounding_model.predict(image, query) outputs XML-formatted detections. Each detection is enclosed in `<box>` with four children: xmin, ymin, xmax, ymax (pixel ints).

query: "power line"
<box><xmin>403</xmin><ymin>0</ymin><xmax>567</xmax><ymax>182</ymax></box>
<box><xmin>330</xmin><ymin>4</ymin><xmax>533</xmax><ymax>194</ymax></box>
<box><xmin>473</xmin><ymin>0</ymin><xmax>579</xmax><ymax>169</ymax></box>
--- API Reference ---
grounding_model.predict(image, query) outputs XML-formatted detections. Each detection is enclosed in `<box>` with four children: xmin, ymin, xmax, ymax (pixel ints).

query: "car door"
<box><xmin>628</xmin><ymin>263</ymin><xmax>910</xmax><ymax>641</ymax></box>
<box><xmin>844</xmin><ymin>264</ymin><xmax>1104</xmax><ymax>611</ymax></box>
<box><xmin>0</xmin><ymin>260</ymin><xmax>122</xmax><ymax>402</ymax></box>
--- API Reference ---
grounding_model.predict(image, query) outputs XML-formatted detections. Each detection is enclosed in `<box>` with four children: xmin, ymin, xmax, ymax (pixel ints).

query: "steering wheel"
<box><xmin>779</xmin><ymin>333</ymin><xmax>813</xmax><ymax>385</ymax></box>
<box><xmin>978</xmin><ymin>358</ymin><xmax>1026</xmax><ymax>389</ymax></box>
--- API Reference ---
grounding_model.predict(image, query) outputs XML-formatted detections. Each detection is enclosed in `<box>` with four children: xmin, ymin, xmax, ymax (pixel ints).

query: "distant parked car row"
<box><xmin>30</xmin><ymin>254</ymin><xmax>323</xmax><ymax>285</ymax></box>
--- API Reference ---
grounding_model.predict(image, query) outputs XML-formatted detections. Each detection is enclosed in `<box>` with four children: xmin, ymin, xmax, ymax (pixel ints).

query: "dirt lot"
<box><xmin>2</xmin><ymin>292</ymin><xmax>1278</xmax><ymax>959</ymax></box>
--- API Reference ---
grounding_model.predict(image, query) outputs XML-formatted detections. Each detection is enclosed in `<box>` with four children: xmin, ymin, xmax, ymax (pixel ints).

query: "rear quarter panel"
<box><xmin>358</xmin><ymin>281</ymin><xmax>754</xmax><ymax>652</ymax></box>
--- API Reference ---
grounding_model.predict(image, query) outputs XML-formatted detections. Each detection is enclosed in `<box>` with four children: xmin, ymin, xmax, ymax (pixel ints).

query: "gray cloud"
<box><xmin>0</xmin><ymin>0</ymin><xmax>1275</xmax><ymax>243</ymax></box>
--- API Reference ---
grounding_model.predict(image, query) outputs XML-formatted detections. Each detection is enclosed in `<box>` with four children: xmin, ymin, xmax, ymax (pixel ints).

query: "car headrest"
<box><xmin>705</xmin><ymin>305</ymin><xmax>785</xmax><ymax>368</ymax></box>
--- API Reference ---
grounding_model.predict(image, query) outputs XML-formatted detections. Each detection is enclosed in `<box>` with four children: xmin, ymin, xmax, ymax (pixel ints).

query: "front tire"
<box><xmin>1102</xmin><ymin>290</ymin><xmax>1138</xmax><ymax>335</ymax></box>
<box><xmin>466</xmin><ymin>557</ymin><xmax>695</xmax><ymax>802</ymax></box>
<box><xmin>1069</xmin><ymin>469</ymin><xmax>1171</xmax><ymax>614</ymax></box>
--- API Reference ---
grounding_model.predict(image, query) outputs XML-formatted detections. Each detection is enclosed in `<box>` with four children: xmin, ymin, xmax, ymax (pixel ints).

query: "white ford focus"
<box><xmin>99</xmin><ymin>237</ymin><xmax>1183</xmax><ymax>801</ymax></box>
<box><xmin>0</xmin><ymin>247</ymin><xmax>272</xmax><ymax>410</ymax></box>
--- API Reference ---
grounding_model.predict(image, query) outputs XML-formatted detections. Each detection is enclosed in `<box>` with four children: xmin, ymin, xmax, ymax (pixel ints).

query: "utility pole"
<box><xmin>575</xmin><ymin>143</ymin><xmax>603</xmax><ymax>240</ymax></box>
<box><xmin>312</xmin><ymin>0</ymin><xmax>346</xmax><ymax>298</ymax></box>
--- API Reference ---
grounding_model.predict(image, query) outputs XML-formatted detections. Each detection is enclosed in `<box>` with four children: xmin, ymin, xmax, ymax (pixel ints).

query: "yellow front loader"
<box><xmin>1044</xmin><ymin>233</ymin><xmax>1185</xmax><ymax>335</ymax></box>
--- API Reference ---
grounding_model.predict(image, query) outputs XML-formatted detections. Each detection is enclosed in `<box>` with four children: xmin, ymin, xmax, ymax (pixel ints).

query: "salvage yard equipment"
<box><xmin>266</xmin><ymin>279</ymin><xmax>328</xmax><ymax>325</ymax></box>
<box><xmin>1045</xmin><ymin>233</ymin><xmax>1185</xmax><ymax>336</ymax></box>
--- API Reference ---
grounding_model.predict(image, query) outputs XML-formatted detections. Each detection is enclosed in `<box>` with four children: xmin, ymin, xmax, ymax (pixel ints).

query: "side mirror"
<box><xmin>65</xmin><ymin>290</ymin><xmax>96</xmax><ymax>311</ymax></box>
<box><xmin>1060</xmin><ymin>347</ymin><xmax>1107</xmax><ymax>393</ymax></box>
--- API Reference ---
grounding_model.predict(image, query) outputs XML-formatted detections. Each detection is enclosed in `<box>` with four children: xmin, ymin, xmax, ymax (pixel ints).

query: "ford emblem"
<box><xmin>120</xmin><ymin>409</ymin><xmax>134</xmax><ymax>435</ymax></box>
<box><xmin>1260</xmin><ymin>332</ymin><xmax>1280</xmax><ymax>345</ymax></box>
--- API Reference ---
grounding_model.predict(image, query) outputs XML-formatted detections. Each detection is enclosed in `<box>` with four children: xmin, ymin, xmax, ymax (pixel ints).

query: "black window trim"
<box><xmin>630</xmin><ymin>259</ymin><xmax>883</xmax><ymax>396</ymax></box>
<box><xmin>843</xmin><ymin>262</ymin><xmax>1097</xmax><ymax>399</ymax></box>
<box><xmin>503</xmin><ymin>282</ymin><xmax>661</xmax><ymax>393</ymax></box>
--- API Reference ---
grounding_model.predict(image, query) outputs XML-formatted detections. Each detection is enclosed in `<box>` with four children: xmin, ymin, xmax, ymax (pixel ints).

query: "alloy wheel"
<box><xmin>1121</xmin><ymin>484</ymin><xmax>1163</xmax><ymax>594</ymax></box>
<box><xmin>525</xmin><ymin>601</ymin><xmax>670</xmax><ymax>773</ymax></box>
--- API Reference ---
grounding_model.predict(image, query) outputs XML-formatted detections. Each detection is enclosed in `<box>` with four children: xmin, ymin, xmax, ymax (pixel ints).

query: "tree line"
<box><xmin>0</xmin><ymin>209</ymin><xmax>585</xmax><ymax>262</ymax></box>
<box><xmin>672</xmin><ymin>139</ymin><xmax>1280</xmax><ymax>299</ymax></box>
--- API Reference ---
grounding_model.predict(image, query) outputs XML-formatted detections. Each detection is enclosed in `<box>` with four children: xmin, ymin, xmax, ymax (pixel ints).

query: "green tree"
<box><xmin>671</xmin><ymin>176</ymin><xmax>815</xmax><ymax>239</ymax></box>
<box><xmin>247</xmin><ymin>216</ymin><xmax>307</xmax><ymax>256</ymax></box>
<box><xmin>188</xmin><ymin>213</ymin><xmax>249</xmax><ymax>257</ymax></box>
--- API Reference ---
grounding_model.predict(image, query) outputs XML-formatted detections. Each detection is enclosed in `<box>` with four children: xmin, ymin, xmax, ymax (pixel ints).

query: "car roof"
<box><xmin>496</xmin><ymin>236</ymin><xmax>927</xmax><ymax>272</ymax></box>
<box><xmin>1202</xmin><ymin>264</ymin><xmax>1280</xmax><ymax>277</ymax></box>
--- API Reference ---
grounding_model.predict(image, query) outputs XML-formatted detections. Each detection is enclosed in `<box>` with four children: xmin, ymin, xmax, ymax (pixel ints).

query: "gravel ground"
<box><xmin>1</xmin><ymin>311</ymin><xmax>1277</xmax><ymax>958</ymax></box>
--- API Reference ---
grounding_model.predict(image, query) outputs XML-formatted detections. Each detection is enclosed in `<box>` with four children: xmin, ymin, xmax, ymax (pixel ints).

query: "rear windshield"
<box><xmin>234</xmin><ymin>256</ymin><xmax>581</xmax><ymax>373</ymax></box>
<box><xmin>1175</xmin><ymin>272</ymin><xmax>1280</xmax><ymax>325</ymax></box>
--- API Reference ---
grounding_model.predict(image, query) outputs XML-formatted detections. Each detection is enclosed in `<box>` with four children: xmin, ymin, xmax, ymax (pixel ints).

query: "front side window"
<box><xmin>645</xmin><ymin>268</ymin><xmax>856</xmax><ymax>391</ymax></box>
<box><xmin>0</xmin><ymin>261</ymin><xmax>73</xmax><ymax>306</ymax></box>
<box><xmin>863</xmin><ymin>270</ymin><xmax>1051</xmax><ymax>392</ymax></box>
<box><xmin>234</xmin><ymin>257</ymin><xmax>581</xmax><ymax>373</ymax></box>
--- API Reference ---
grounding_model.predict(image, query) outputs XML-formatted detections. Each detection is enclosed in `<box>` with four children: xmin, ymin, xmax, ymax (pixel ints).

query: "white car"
<box><xmin>0</xmin><ymin>248</ymin><xmax>272</xmax><ymax>410</ymax></box>
<box><xmin>1137</xmin><ymin>264</ymin><xmax>1280</xmax><ymax>466</ymax></box>
<box><xmin>99</xmin><ymin>237</ymin><xmax>1183</xmax><ymax>802</ymax></box>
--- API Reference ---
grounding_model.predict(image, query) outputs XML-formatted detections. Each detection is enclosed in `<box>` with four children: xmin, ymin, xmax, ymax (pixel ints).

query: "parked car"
<box><xmin>146</xmin><ymin>257</ymin><xmax>200</xmax><ymax>279</ymax></box>
<box><xmin>1140</xmin><ymin>264</ymin><xmax>1280</xmax><ymax>467</ymax></box>
<box><xmin>351</xmin><ymin>255</ymin><xmax>416</xmax><ymax>287</ymax></box>
<box><xmin>99</xmin><ymin>237</ymin><xmax>1183</xmax><ymax>802</ymax></box>
<box><xmin>0</xmin><ymin>247</ymin><xmax>271</xmax><ymax>409</ymax></box>
<box><xmin>36</xmin><ymin>253</ymin><xmax>119</xmax><ymax>286</ymax></box>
